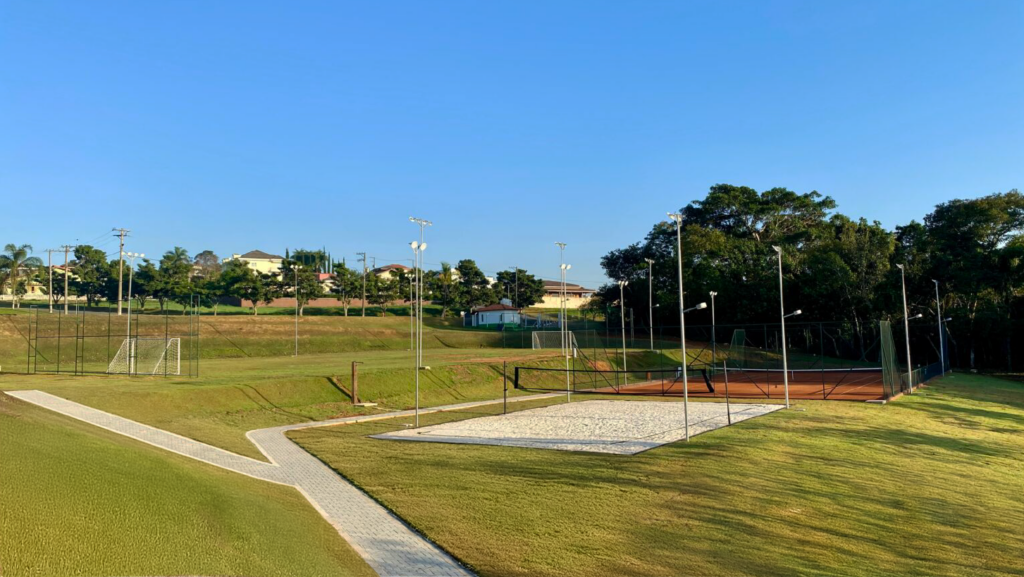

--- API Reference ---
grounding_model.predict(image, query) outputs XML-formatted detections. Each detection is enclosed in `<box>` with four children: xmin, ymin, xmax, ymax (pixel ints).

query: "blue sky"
<box><xmin>2</xmin><ymin>0</ymin><xmax>1021</xmax><ymax>287</ymax></box>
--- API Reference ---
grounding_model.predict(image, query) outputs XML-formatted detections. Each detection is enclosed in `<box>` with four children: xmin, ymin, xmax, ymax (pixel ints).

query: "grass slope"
<box><xmin>0</xmin><ymin>393</ymin><xmax>375</xmax><ymax>577</ymax></box>
<box><xmin>289</xmin><ymin>373</ymin><xmax>1024</xmax><ymax>577</ymax></box>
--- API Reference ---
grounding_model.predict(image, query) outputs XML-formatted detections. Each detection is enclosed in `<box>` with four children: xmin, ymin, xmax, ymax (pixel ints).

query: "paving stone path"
<box><xmin>7</xmin><ymin>389</ymin><xmax>553</xmax><ymax>577</ymax></box>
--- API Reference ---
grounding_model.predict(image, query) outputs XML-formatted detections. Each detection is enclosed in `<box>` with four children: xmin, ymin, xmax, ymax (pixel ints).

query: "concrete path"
<box><xmin>6</xmin><ymin>389</ymin><xmax>553</xmax><ymax>577</ymax></box>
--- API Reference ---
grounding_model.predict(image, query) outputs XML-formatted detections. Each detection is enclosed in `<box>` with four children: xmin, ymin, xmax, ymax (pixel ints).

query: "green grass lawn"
<box><xmin>288</xmin><ymin>373</ymin><xmax>1024</xmax><ymax>577</ymax></box>
<box><xmin>0</xmin><ymin>393</ymin><xmax>375</xmax><ymax>577</ymax></box>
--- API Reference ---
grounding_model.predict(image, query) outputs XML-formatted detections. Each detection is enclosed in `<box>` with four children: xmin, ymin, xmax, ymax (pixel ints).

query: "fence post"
<box><xmin>503</xmin><ymin>361</ymin><xmax>507</xmax><ymax>414</ymax></box>
<box><xmin>351</xmin><ymin>361</ymin><xmax>361</xmax><ymax>404</ymax></box>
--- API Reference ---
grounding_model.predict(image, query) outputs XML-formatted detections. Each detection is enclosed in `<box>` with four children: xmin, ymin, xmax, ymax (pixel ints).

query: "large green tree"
<box><xmin>329</xmin><ymin>260</ymin><xmax>361</xmax><ymax>316</ymax></box>
<box><xmin>494</xmin><ymin>268</ymin><xmax>545</xmax><ymax>308</ymax></box>
<box><xmin>0</xmin><ymin>243</ymin><xmax>43</xmax><ymax>308</ymax></box>
<box><xmin>70</xmin><ymin>245</ymin><xmax>110</xmax><ymax>307</ymax></box>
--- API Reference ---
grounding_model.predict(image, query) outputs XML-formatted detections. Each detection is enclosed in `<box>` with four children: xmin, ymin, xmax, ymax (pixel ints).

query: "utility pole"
<box><xmin>357</xmin><ymin>252</ymin><xmax>367</xmax><ymax>317</ymax></box>
<box><xmin>60</xmin><ymin>245</ymin><xmax>74</xmax><ymax>315</ymax></box>
<box><xmin>45</xmin><ymin>249</ymin><xmax>59</xmax><ymax>313</ymax></box>
<box><xmin>113</xmin><ymin>228</ymin><xmax>130</xmax><ymax>315</ymax></box>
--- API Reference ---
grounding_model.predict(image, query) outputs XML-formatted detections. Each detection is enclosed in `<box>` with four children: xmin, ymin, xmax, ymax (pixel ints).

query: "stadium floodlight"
<box><xmin>644</xmin><ymin>258</ymin><xmax>655</xmax><ymax>351</ymax></box>
<box><xmin>773</xmin><ymin>245</ymin><xmax>791</xmax><ymax>408</ymax></box>
<box><xmin>410</xmin><ymin>218</ymin><xmax>432</xmax><ymax>426</ymax></box>
<box><xmin>933</xmin><ymin>280</ymin><xmax>945</xmax><ymax>375</ymax></box>
<box><xmin>896</xmin><ymin>264</ymin><xmax>914</xmax><ymax>393</ymax></box>
<box><xmin>667</xmin><ymin>212</ymin><xmax>690</xmax><ymax>440</ymax></box>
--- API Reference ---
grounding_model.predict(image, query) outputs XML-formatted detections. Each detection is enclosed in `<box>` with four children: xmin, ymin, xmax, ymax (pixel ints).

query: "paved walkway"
<box><xmin>6</xmin><ymin>389</ymin><xmax>553</xmax><ymax>577</ymax></box>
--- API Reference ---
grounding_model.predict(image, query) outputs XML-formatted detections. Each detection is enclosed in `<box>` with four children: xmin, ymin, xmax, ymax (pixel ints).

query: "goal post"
<box><xmin>107</xmin><ymin>337</ymin><xmax>181</xmax><ymax>376</ymax></box>
<box><xmin>532</xmin><ymin>331</ymin><xmax>578</xmax><ymax>350</ymax></box>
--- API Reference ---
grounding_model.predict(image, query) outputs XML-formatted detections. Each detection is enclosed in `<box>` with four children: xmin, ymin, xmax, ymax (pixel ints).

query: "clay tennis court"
<box><xmin>516</xmin><ymin>367</ymin><xmax>888</xmax><ymax>402</ymax></box>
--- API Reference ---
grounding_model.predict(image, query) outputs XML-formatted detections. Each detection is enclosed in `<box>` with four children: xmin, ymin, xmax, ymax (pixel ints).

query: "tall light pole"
<box><xmin>644</xmin><ymin>258</ymin><xmax>655</xmax><ymax>351</ymax></box>
<box><xmin>45</xmin><ymin>248</ymin><xmax>57</xmax><ymax>313</ymax></box>
<box><xmin>933</xmin><ymin>279</ymin><xmax>944</xmax><ymax>376</ymax></box>
<box><xmin>709</xmin><ymin>291</ymin><xmax>718</xmax><ymax>367</ymax></box>
<box><xmin>409</xmin><ymin>257</ymin><xmax>415</xmax><ymax>351</ymax></box>
<box><xmin>555</xmin><ymin>242</ymin><xmax>567</xmax><ymax>357</ymax></box>
<box><xmin>562</xmin><ymin>263</ymin><xmax>572</xmax><ymax>401</ymax></box>
<box><xmin>667</xmin><ymin>213</ymin><xmax>690</xmax><ymax>440</ymax></box>
<box><xmin>896</xmin><ymin>264</ymin><xmax>914</xmax><ymax>393</ymax></box>
<box><xmin>123</xmin><ymin>252</ymin><xmax>143</xmax><ymax>340</ymax></box>
<box><xmin>61</xmin><ymin>245</ymin><xmax>74</xmax><ymax>315</ymax></box>
<box><xmin>410</xmin><ymin>242</ymin><xmax>423</xmax><ymax>426</ymax></box>
<box><xmin>293</xmin><ymin>263</ymin><xmax>299</xmax><ymax>357</ymax></box>
<box><xmin>618</xmin><ymin>280</ymin><xmax>628</xmax><ymax>379</ymax></box>
<box><xmin>772</xmin><ymin>246</ymin><xmax>791</xmax><ymax>409</ymax></box>
<box><xmin>409</xmin><ymin>216</ymin><xmax>432</xmax><ymax>427</ymax></box>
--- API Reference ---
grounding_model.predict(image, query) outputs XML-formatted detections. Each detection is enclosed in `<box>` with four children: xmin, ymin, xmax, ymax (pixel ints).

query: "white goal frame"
<box><xmin>532</xmin><ymin>331</ymin><xmax>579</xmax><ymax>351</ymax></box>
<box><xmin>107</xmin><ymin>337</ymin><xmax>181</xmax><ymax>376</ymax></box>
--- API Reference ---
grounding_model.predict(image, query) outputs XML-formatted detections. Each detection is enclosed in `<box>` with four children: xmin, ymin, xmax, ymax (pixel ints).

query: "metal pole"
<box><xmin>47</xmin><ymin>249</ymin><xmax>54</xmax><ymax>313</ymax></box>
<box><xmin>934</xmin><ymin>280</ymin><xmax>944</xmax><ymax>376</ymax></box>
<box><xmin>646</xmin><ymin>258</ymin><xmax>654</xmax><ymax>351</ymax></box>
<box><xmin>294</xmin><ymin>266</ymin><xmax>298</xmax><ymax>357</ymax></box>
<box><xmin>619</xmin><ymin>281</ymin><xmax>627</xmax><ymax>381</ymax></box>
<box><xmin>775</xmin><ymin>247</ymin><xmax>790</xmax><ymax>409</ymax></box>
<box><xmin>668</xmin><ymin>213</ymin><xmax>689</xmax><ymax>441</ymax></box>
<box><xmin>899</xmin><ymin>265</ymin><xmax>913</xmax><ymax>392</ymax></box>
<box><xmin>503</xmin><ymin>360</ymin><xmax>508</xmax><ymax>414</ymax></box>
<box><xmin>710</xmin><ymin>291</ymin><xmax>717</xmax><ymax>368</ymax></box>
<box><xmin>724</xmin><ymin>361</ymin><xmax>731</xmax><ymax>425</ymax></box>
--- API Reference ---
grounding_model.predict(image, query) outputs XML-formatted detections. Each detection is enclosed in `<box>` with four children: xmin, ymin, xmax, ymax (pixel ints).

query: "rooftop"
<box><xmin>238</xmin><ymin>250</ymin><xmax>284</xmax><ymax>260</ymax></box>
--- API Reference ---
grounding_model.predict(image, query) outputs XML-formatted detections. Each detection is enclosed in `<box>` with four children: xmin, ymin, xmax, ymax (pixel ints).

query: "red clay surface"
<box><xmin>574</xmin><ymin>369</ymin><xmax>887</xmax><ymax>402</ymax></box>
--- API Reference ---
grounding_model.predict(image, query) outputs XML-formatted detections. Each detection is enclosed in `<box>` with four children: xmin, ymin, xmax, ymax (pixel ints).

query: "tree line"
<box><xmin>0</xmin><ymin>245</ymin><xmax>549</xmax><ymax>319</ymax></box>
<box><xmin>592</xmin><ymin>185</ymin><xmax>1023</xmax><ymax>371</ymax></box>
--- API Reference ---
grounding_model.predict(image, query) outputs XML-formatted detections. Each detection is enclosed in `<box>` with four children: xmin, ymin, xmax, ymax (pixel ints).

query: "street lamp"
<box><xmin>561</xmin><ymin>263</ymin><xmax>572</xmax><ymax>401</ymax></box>
<box><xmin>709</xmin><ymin>291</ymin><xmax>718</xmax><ymax>367</ymax></box>
<box><xmin>896</xmin><ymin>264</ymin><xmax>914</xmax><ymax>393</ymax></box>
<box><xmin>933</xmin><ymin>280</ymin><xmax>945</xmax><ymax>376</ymax></box>
<box><xmin>683</xmin><ymin>302</ymin><xmax>707</xmax><ymax>314</ymax></box>
<box><xmin>409</xmin><ymin>240</ymin><xmax>427</xmax><ymax>426</ymax></box>
<box><xmin>772</xmin><ymin>246</ymin><xmax>791</xmax><ymax>409</ymax></box>
<box><xmin>644</xmin><ymin>258</ymin><xmax>655</xmax><ymax>351</ymax></box>
<box><xmin>667</xmin><ymin>212</ymin><xmax>690</xmax><ymax>441</ymax></box>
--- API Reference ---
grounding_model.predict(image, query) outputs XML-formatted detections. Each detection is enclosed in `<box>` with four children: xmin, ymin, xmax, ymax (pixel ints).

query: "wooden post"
<box><xmin>351</xmin><ymin>361</ymin><xmax>362</xmax><ymax>404</ymax></box>
<box><xmin>503</xmin><ymin>361</ymin><xmax>508</xmax><ymax>414</ymax></box>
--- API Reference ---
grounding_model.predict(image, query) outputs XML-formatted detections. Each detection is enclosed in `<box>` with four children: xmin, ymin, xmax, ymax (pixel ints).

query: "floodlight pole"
<box><xmin>933</xmin><ymin>279</ymin><xmax>944</xmax><ymax>376</ymax></box>
<box><xmin>410</xmin><ymin>217</ymin><xmax>432</xmax><ymax>427</ymax></box>
<box><xmin>668</xmin><ymin>212</ymin><xmax>690</xmax><ymax>441</ymax></box>
<box><xmin>562</xmin><ymin>262</ymin><xmax>573</xmax><ymax>401</ymax></box>
<box><xmin>293</xmin><ymin>265</ymin><xmax>299</xmax><ymax>357</ymax></box>
<box><xmin>124</xmin><ymin>252</ymin><xmax>143</xmax><ymax>339</ymax></box>
<box><xmin>645</xmin><ymin>258</ymin><xmax>655</xmax><ymax>351</ymax></box>
<box><xmin>898</xmin><ymin>264</ymin><xmax>913</xmax><ymax>392</ymax></box>
<box><xmin>618</xmin><ymin>281</ymin><xmax>628</xmax><ymax>381</ymax></box>
<box><xmin>709</xmin><ymin>291</ymin><xmax>718</xmax><ymax>368</ymax></box>
<box><xmin>773</xmin><ymin>246</ymin><xmax>790</xmax><ymax>409</ymax></box>
<box><xmin>555</xmin><ymin>242</ymin><xmax>567</xmax><ymax>359</ymax></box>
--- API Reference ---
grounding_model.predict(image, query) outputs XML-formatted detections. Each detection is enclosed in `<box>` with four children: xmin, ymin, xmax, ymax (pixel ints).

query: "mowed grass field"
<box><xmin>0</xmin><ymin>393</ymin><xmax>375</xmax><ymax>577</ymax></box>
<box><xmin>289</xmin><ymin>373</ymin><xmax>1024</xmax><ymax>577</ymax></box>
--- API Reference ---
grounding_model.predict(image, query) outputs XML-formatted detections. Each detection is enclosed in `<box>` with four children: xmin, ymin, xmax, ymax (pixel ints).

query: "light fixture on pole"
<box><xmin>896</xmin><ymin>264</ymin><xmax>914</xmax><ymax>393</ymax></box>
<box><xmin>683</xmin><ymin>302</ymin><xmax>707</xmax><ymax>314</ymax></box>
<box><xmin>933</xmin><ymin>280</ymin><xmax>944</xmax><ymax>376</ymax></box>
<box><xmin>709</xmin><ymin>291</ymin><xmax>718</xmax><ymax>367</ymax></box>
<box><xmin>293</xmin><ymin>263</ymin><xmax>299</xmax><ymax>357</ymax></box>
<box><xmin>561</xmin><ymin>263</ymin><xmax>572</xmax><ymax>401</ymax></box>
<box><xmin>123</xmin><ymin>252</ymin><xmax>144</xmax><ymax>362</ymax></box>
<box><xmin>644</xmin><ymin>258</ymin><xmax>655</xmax><ymax>351</ymax></box>
<box><xmin>772</xmin><ymin>246</ymin><xmax>791</xmax><ymax>409</ymax></box>
<box><xmin>618</xmin><ymin>280</ymin><xmax>628</xmax><ymax>380</ymax></box>
<box><xmin>409</xmin><ymin>217</ymin><xmax>432</xmax><ymax>426</ymax></box>
<box><xmin>555</xmin><ymin>242</ymin><xmax>567</xmax><ymax>359</ymax></box>
<box><xmin>667</xmin><ymin>212</ymin><xmax>690</xmax><ymax>440</ymax></box>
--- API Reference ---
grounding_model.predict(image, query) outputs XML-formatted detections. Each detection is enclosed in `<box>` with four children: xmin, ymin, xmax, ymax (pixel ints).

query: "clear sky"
<box><xmin>2</xmin><ymin>0</ymin><xmax>1021</xmax><ymax>287</ymax></box>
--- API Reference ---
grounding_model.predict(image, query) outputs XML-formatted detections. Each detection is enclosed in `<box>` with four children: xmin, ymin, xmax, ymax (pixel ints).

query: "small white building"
<box><xmin>468</xmin><ymin>300</ymin><xmax>522</xmax><ymax>327</ymax></box>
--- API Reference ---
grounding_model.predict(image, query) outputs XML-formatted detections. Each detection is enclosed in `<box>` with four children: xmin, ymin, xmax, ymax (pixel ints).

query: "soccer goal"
<box><xmin>107</xmin><ymin>338</ymin><xmax>181</xmax><ymax>376</ymax></box>
<box><xmin>532</xmin><ymin>331</ymin><xmax>578</xmax><ymax>350</ymax></box>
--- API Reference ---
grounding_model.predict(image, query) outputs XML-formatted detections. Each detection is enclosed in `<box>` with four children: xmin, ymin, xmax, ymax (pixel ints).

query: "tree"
<box><xmin>70</xmin><ymin>245</ymin><xmax>110</xmax><ymax>307</ymax></box>
<box><xmin>0</xmin><ymin>243</ymin><xmax>43</xmax><ymax>308</ymax></box>
<box><xmin>428</xmin><ymin>262</ymin><xmax>458</xmax><ymax>318</ymax></box>
<box><xmin>160</xmin><ymin>247</ymin><xmax>193</xmax><ymax>312</ymax></box>
<box><xmin>220</xmin><ymin>260</ymin><xmax>274</xmax><ymax>315</ymax></box>
<box><xmin>329</xmin><ymin>260</ymin><xmax>361</xmax><ymax>316</ymax></box>
<box><xmin>131</xmin><ymin>259</ymin><xmax>159</xmax><ymax>310</ymax></box>
<box><xmin>366</xmin><ymin>274</ymin><xmax>398</xmax><ymax>316</ymax></box>
<box><xmin>455</xmin><ymin>259</ymin><xmax>494</xmax><ymax>310</ymax></box>
<box><xmin>193</xmin><ymin>250</ymin><xmax>222</xmax><ymax>280</ymax></box>
<box><xmin>280</xmin><ymin>259</ymin><xmax>324</xmax><ymax>316</ymax></box>
<box><xmin>495</xmin><ymin>268</ymin><xmax>545</xmax><ymax>308</ymax></box>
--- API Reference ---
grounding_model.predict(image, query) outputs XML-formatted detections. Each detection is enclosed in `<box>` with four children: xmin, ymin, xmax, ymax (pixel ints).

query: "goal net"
<box><xmin>532</xmin><ymin>331</ymin><xmax>578</xmax><ymax>351</ymax></box>
<box><xmin>107</xmin><ymin>338</ymin><xmax>181</xmax><ymax>376</ymax></box>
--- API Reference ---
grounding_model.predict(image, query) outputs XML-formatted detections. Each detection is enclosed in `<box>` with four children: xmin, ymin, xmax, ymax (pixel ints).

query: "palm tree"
<box><xmin>1</xmin><ymin>244</ymin><xmax>43</xmax><ymax>308</ymax></box>
<box><xmin>437</xmin><ymin>262</ymin><xmax>455</xmax><ymax>318</ymax></box>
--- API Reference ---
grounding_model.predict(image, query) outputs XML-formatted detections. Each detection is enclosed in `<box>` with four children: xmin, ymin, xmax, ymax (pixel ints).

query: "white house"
<box><xmin>468</xmin><ymin>300</ymin><xmax>521</xmax><ymax>327</ymax></box>
<box><xmin>222</xmin><ymin>250</ymin><xmax>285</xmax><ymax>276</ymax></box>
<box><xmin>538</xmin><ymin>280</ymin><xmax>595</xmax><ymax>309</ymax></box>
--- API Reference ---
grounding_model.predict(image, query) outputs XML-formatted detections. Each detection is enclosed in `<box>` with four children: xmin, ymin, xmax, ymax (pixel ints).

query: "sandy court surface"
<box><xmin>372</xmin><ymin>400</ymin><xmax>784</xmax><ymax>455</ymax></box>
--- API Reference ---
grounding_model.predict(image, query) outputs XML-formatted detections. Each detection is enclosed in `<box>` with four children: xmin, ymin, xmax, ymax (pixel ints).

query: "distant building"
<box><xmin>468</xmin><ymin>300</ymin><xmax>522</xmax><ymax>327</ymax></box>
<box><xmin>538</xmin><ymin>280</ymin><xmax>595</xmax><ymax>309</ymax></box>
<box><xmin>372</xmin><ymin>264</ymin><xmax>411</xmax><ymax>278</ymax></box>
<box><xmin>222</xmin><ymin>250</ymin><xmax>285</xmax><ymax>275</ymax></box>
